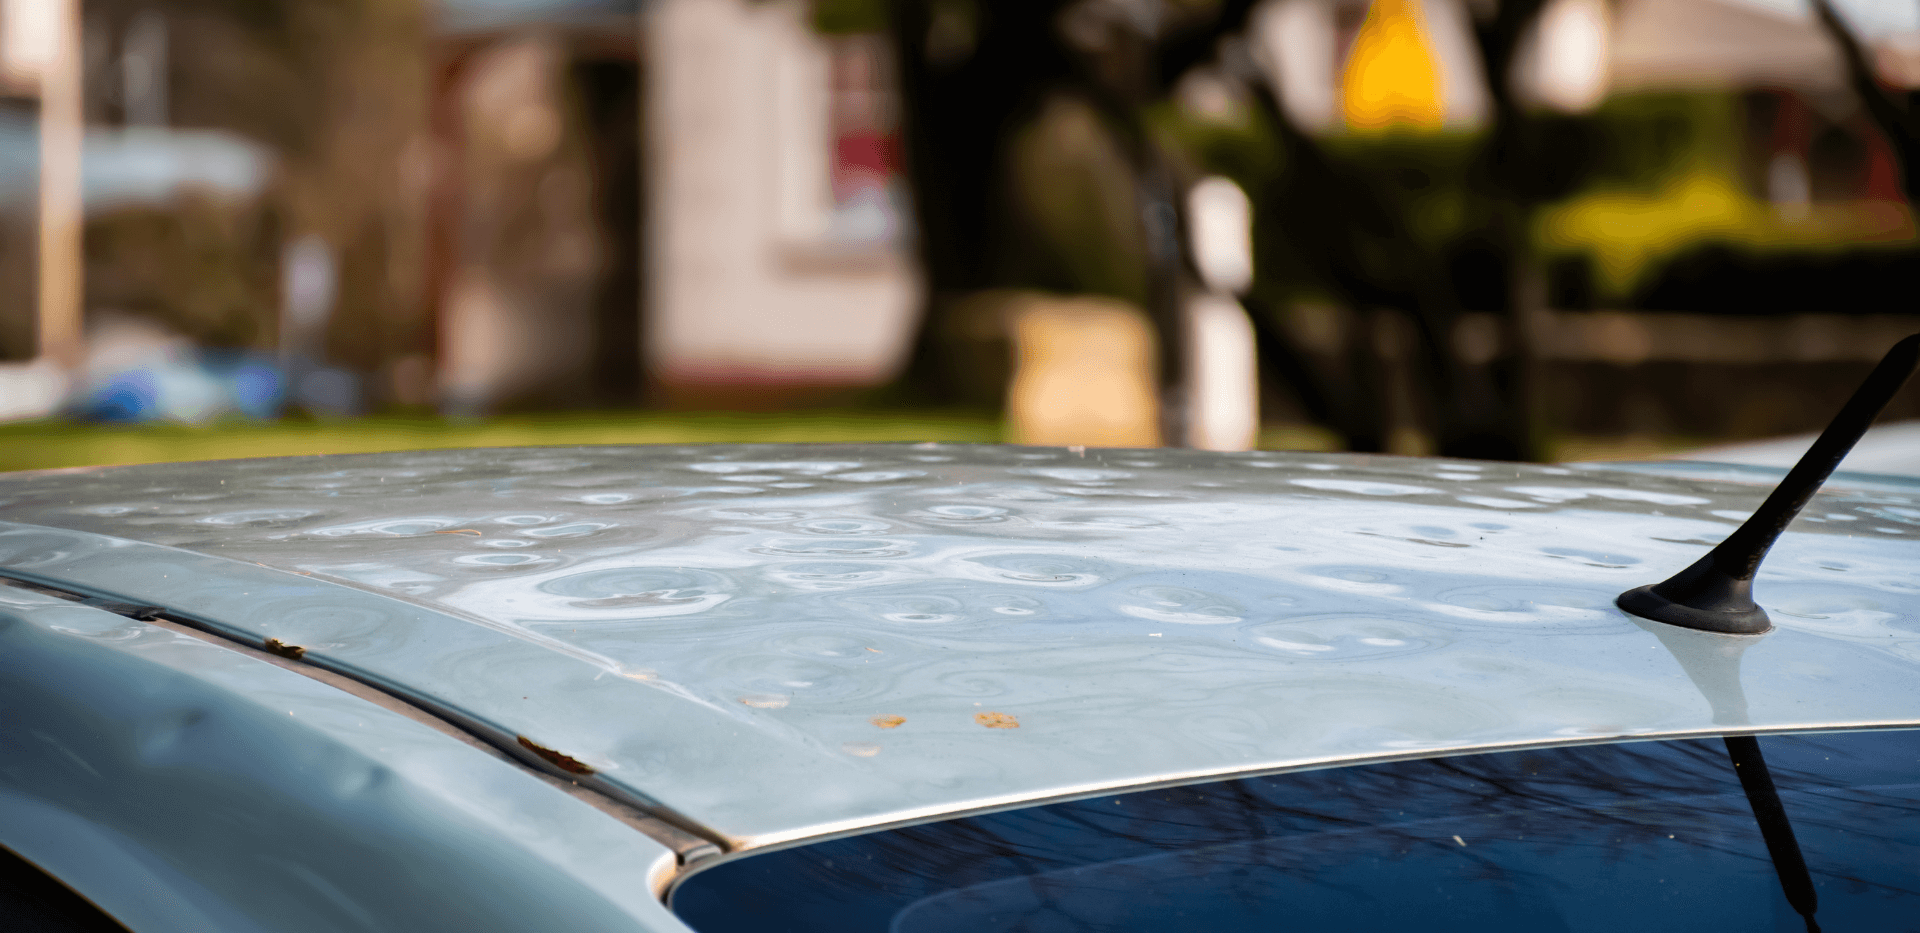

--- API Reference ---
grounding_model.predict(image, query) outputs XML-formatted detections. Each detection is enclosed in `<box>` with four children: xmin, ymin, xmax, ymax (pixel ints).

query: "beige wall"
<box><xmin>645</xmin><ymin>0</ymin><xmax>920</xmax><ymax>394</ymax></box>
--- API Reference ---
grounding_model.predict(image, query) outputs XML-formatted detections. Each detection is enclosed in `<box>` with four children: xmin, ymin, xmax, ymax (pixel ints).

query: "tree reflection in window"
<box><xmin>672</xmin><ymin>729</ymin><xmax>1920</xmax><ymax>933</ymax></box>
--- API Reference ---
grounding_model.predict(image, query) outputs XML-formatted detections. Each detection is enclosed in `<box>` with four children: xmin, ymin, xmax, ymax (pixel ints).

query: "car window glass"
<box><xmin>671</xmin><ymin>729</ymin><xmax>1920</xmax><ymax>933</ymax></box>
<box><xmin>0</xmin><ymin>846</ymin><xmax>131</xmax><ymax>933</ymax></box>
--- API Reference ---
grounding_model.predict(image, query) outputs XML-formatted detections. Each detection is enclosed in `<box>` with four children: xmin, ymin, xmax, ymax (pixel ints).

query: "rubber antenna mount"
<box><xmin>1617</xmin><ymin>333</ymin><xmax>1920</xmax><ymax>635</ymax></box>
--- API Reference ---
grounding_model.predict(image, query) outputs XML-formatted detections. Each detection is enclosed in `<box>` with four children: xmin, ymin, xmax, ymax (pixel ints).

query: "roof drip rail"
<box><xmin>1617</xmin><ymin>333</ymin><xmax>1920</xmax><ymax>635</ymax></box>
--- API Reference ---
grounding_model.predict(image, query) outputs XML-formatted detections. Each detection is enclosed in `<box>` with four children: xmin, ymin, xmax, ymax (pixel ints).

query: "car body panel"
<box><xmin>0</xmin><ymin>583</ymin><xmax>687</xmax><ymax>933</ymax></box>
<box><xmin>3</xmin><ymin>444</ymin><xmax>1919</xmax><ymax>854</ymax></box>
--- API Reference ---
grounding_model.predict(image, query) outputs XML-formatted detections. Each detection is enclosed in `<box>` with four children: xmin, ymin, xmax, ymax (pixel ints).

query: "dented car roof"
<box><xmin>3</xmin><ymin>444</ymin><xmax>1920</xmax><ymax>853</ymax></box>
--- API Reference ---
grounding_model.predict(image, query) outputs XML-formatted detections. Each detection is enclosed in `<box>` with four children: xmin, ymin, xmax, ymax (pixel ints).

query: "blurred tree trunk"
<box><xmin>886</xmin><ymin>0</ymin><xmax>1553</xmax><ymax>458</ymax></box>
<box><xmin>1241</xmin><ymin>82</ymin><xmax>1401</xmax><ymax>452</ymax></box>
<box><xmin>1447</xmin><ymin>0</ymin><xmax>1550</xmax><ymax>461</ymax></box>
<box><xmin>1243</xmin><ymin>0</ymin><xmax>1550</xmax><ymax>461</ymax></box>
<box><xmin>886</xmin><ymin>0</ymin><xmax>1077</xmax><ymax>402</ymax></box>
<box><xmin>886</xmin><ymin>0</ymin><xmax>1259</xmax><ymax>445</ymax></box>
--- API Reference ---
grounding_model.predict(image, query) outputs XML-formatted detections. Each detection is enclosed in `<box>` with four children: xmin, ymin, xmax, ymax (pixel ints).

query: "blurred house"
<box><xmin>428</xmin><ymin>0</ymin><xmax>639</xmax><ymax>413</ymax></box>
<box><xmin>0</xmin><ymin>109</ymin><xmax>272</xmax><ymax>361</ymax></box>
<box><xmin>644</xmin><ymin>0</ymin><xmax>918</xmax><ymax>407</ymax></box>
<box><xmin>1533</xmin><ymin>0</ymin><xmax>1920</xmax><ymax>304</ymax></box>
<box><xmin>1538</xmin><ymin>0</ymin><xmax>1920</xmax><ymax>439</ymax></box>
<box><xmin>1611</xmin><ymin>0</ymin><xmax>1843</xmax><ymax>93</ymax></box>
<box><xmin>0</xmin><ymin>0</ymin><xmax>920</xmax><ymax>421</ymax></box>
<box><xmin>0</xmin><ymin>0</ymin><xmax>282</xmax><ymax>420</ymax></box>
<box><xmin>1611</xmin><ymin>0</ymin><xmax>1913</xmax><ymax>210</ymax></box>
<box><xmin>429</xmin><ymin>0</ymin><xmax>919</xmax><ymax>413</ymax></box>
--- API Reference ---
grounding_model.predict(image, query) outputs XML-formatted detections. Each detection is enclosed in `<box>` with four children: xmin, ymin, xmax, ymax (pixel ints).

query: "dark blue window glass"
<box><xmin>671</xmin><ymin>729</ymin><xmax>1920</xmax><ymax>933</ymax></box>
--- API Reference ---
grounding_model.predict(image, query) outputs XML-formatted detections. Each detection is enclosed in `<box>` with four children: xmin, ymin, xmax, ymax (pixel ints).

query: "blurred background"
<box><xmin>2</xmin><ymin>0</ymin><xmax>1919</xmax><ymax>472</ymax></box>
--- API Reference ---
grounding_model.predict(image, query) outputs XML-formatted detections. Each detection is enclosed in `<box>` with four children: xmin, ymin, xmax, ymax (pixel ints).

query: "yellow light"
<box><xmin>1341</xmin><ymin>0</ymin><xmax>1445</xmax><ymax>132</ymax></box>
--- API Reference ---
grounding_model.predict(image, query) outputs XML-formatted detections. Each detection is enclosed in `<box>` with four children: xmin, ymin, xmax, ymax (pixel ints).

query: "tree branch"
<box><xmin>1810</xmin><ymin>0</ymin><xmax>1920</xmax><ymax>190</ymax></box>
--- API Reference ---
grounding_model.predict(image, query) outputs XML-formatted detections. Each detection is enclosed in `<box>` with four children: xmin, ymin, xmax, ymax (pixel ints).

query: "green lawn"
<box><xmin>0</xmin><ymin>411</ymin><xmax>1007</xmax><ymax>473</ymax></box>
<box><xmin>0</xmin><ymin>412</ymin><xmax>1702</xmax><ymax>473</ymax></box>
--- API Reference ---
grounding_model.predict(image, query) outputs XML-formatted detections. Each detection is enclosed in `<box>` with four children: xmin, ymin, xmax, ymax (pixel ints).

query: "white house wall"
<box><xmin>645</xmin><ymin>0</ymin><xmax>920</xmax><ymax>391</ymax></box>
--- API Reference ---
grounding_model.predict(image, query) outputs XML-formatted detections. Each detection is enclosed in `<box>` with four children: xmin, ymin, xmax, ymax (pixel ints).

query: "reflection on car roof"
<box><xmin>2</xmin><ymin>443</ymin><xmax>1918</xmax><ymax>850</ymax></box>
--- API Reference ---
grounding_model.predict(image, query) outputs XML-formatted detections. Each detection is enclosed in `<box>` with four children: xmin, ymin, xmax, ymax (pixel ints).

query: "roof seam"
<box><xmin>0</xmin><ymin>573</ymin><xmax>729</xmax><ymax>887</ymax></box>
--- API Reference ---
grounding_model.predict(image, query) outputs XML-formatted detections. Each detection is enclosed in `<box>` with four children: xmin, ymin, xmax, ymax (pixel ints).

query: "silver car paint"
<box><xmin>3</xmin><ymin>444</ymin><xmax>1919</xmax><ymax>860</ymax></box>
<box><xmin>0</xmin><ymin>582</ymin><xmax>689</xmax><ymax>933</ymax></box>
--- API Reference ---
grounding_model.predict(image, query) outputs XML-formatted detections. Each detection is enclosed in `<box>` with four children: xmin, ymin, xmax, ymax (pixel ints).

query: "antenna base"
<box><xmin>1614</xmin><ymin>333</ymin><xmax>1918</xmax><ymax>637</ymax></box>
<box><xmin>1617</xmin><ymin>581</ymin><xmax>1772</xmax><ymax>635</ymax></box>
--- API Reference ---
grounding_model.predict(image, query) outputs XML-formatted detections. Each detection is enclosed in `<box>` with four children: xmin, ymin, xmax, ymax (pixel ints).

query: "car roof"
<box><xmin>3</xmin><ymin>443</ymin><xmax>1919</xmax><ymax>851</ymax></box>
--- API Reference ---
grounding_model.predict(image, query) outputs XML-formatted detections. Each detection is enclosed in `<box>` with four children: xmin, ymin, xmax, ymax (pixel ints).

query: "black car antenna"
<box><xmin>1616</xmin><ymin>333</ymin><xmax>1920</xmax><ymax>635</ymax></box>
